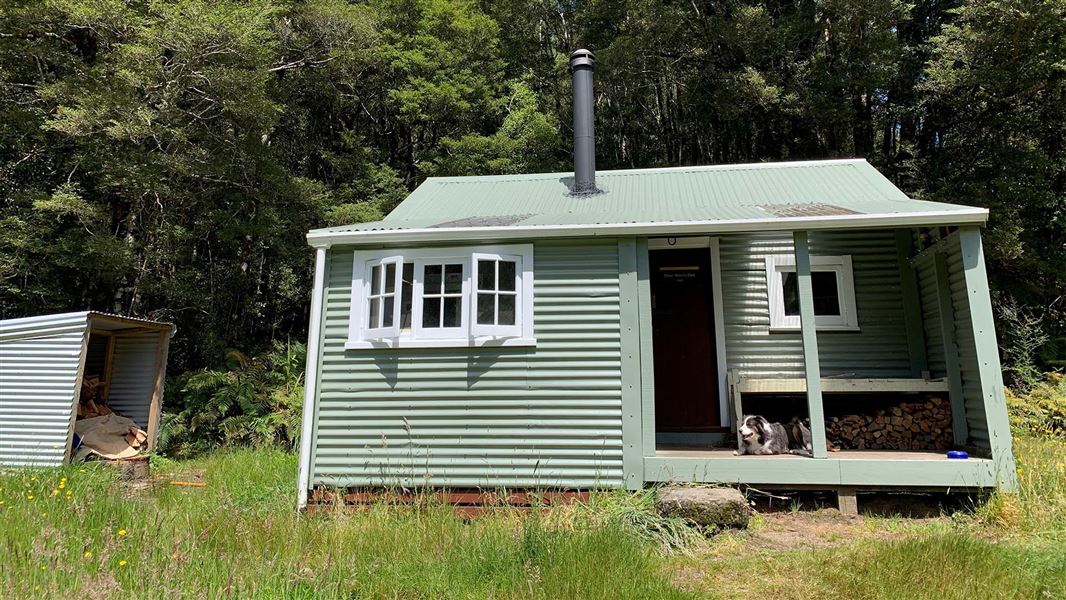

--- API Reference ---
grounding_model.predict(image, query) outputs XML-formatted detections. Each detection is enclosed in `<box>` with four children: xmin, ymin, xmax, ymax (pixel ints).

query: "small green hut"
<box><xmin>295</xmin><ymin>51</ymin><xmax>1016</xmax><ymax>509</ymax></box>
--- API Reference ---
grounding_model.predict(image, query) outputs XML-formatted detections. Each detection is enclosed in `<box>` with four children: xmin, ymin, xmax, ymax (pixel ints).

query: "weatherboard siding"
<box><xmin>718</xmin><ymin>229</ymin><xmax>912</xmax><ymax>379</ymax></box>
<box><xmin>310</xmin><ymin>239</ymin><xmax>625</xmax><ymax>489</ymax></box>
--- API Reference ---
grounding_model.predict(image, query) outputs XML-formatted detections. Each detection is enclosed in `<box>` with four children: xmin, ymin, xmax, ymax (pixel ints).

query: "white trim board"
<box><xmin>647</xmin><ymin>236</ymin><xmax>731</xmax><ymax>428</ymax></box>
<box><xmin>307</xmin><ymin>209</ymin><xmax>989</xmax><ymax>248</ymax></box>
<box><xmin>297</xmin><ymin>245</ymin><xmax>329</xmax><ymax>510</ymax></box>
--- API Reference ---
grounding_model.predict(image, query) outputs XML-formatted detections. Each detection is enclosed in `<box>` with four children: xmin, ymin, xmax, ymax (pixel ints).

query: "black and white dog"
<box><xmin>734</xmin><ymin>415</ymin><xmax>813</xmax><ymax>456</ymax></box>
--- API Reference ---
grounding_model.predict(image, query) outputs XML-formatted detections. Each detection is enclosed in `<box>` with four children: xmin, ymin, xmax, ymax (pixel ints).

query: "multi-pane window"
<box><xmin>476</xmin><ymin>258</ymin><xmax>518</xmax><ymax>326</ymax></box>
<box><xmin>765</xmin><ymin>255</ymin><xmax>858</xmax><ymax>331</ymax></box>
<box><xmin>348</xmin><ymin>245</ymin><xmax>534</xmax><ymax>348</ymax></box>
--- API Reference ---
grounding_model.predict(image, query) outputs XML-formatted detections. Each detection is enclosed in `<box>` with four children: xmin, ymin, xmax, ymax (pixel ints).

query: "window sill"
<box><xmin>344</xmin><ymin>337</ymin><xmax>537</xmax><ymax>350</ymax></box>
<box><xmin>769</xmin><ymin>325</ymin><xmax>861</xmax><ymax>333</ymax></box>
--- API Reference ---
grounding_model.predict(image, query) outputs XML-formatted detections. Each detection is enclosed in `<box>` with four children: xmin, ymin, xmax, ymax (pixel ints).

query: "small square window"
<box><xmin>766</xmin><ymin>255</ymin><xmax>857</xmax><ymax>331</ymax></box>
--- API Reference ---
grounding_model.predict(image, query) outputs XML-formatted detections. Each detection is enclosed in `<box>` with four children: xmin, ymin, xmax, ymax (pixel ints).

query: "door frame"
<box><xmin>647</xmin><ymin>236</ymin><xmax>730</xmax><ymax>429</ymax></box>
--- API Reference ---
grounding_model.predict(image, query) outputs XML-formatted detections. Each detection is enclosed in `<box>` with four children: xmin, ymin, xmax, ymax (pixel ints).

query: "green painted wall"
<box><xmin>309</xmin><ymin>239</ymin><xmax>625</xmax><ymax>489</ymax></box>
<box><xmin>912</xmin><ymin>234</ymin><xmax>992</xmax><ymax>450</ymax></box>
<box><xmin>718</xmin><ymin>230</ymin><xmax>913</xmax><ymax>378</ymax></box>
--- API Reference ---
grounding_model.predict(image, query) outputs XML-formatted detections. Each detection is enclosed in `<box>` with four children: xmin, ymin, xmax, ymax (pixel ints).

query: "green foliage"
<box><xmin>0</xmin><ymin>0</ymin><xmax>1063</xmax><ymax>376</ymax></box>
<box><xmin>160</xmin><ymin>341</ymin><xmax>306</xmax><ymax>457</ymax></box>
<box><xmin>1007</xmin><ymin>373</ymin><xmax>1066</xmax><ymax>438</ymax></box>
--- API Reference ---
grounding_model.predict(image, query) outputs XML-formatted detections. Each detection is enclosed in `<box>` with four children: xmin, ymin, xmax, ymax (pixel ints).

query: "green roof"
<box><xmin>308</xmin><ymin>159</ymin><xmax>986</xmax><ymax>246</ymax></box>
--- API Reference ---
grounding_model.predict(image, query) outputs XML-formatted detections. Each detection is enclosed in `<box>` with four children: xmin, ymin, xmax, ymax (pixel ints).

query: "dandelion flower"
<box><xmin>84</xmin><ymin>551</ymin><xmax>92</xmax><ymax>559</ymax></box>
<box><xmin>26</xmin><ymin>494</ymin><xmax>34</xmax><ymax>500</ymax></box>
<box><xmin>51</xmin><ymin>489</ymin><xmax>59</xmax><ymax>496</ymax></box>
<box><xmin>118</xmin><ymin>529</ymin><xmax>127</xmax><ymax>536</ymax></box>
<box><xmin>118</xmin><ymin>560</ymin><xmax>128</xmax><ymax>567</ymax></box>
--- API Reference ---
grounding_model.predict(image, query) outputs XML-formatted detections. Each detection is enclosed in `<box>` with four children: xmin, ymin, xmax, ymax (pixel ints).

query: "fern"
<box><xmin>159</xmin><ymin>341</ymin><xmax>307</xmax><ymax>457</ymax></box>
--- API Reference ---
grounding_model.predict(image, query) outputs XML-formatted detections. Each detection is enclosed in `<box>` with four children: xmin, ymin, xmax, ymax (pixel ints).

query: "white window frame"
<box><xmin>412</xmin><ymin>258</ymin><xmax>469</xmax><ymax>340</ymax></box>
<box><xmin>471</xmin><ymin>252</ymin><xmax>525</xmax><ymax>338</ymax></box>
<box><xmin>361</xmin><ymin>255</ymin><xmax>403</xmax><ymax>341</ymax></box>
<box><xmin>347</xmin><ymin>244</ymin><xmax>535</xmax><ymax>349</ymax></box>
<box><xmin>765</xmin><ymin>254</ymin><xmax>859</xmax><ymax>331</ymax></box>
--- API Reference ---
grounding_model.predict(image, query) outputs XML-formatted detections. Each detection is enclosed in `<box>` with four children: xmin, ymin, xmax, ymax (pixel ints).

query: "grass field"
<box><xmin>2</xmin><ymin>436</ymin><xmax>1064</xmax><ymax>599</ymax></box>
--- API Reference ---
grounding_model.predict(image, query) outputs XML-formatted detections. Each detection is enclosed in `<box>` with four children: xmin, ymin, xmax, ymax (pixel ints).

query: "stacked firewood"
<box><xmin>826</xmin><ymin>396</ymin><xmax>953</xmax><ymax>451</ymax></box>
<box><xmin>77</xmin><ymin>375</ymin><xmax>113</xmax><ymax>419</ymax></box>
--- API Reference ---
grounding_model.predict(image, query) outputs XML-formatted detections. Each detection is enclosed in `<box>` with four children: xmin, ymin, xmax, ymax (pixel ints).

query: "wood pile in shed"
<box><xmin>826</xmin><ymin>396</ymin><xmax>953</xmax><ymax>451</ymax></box>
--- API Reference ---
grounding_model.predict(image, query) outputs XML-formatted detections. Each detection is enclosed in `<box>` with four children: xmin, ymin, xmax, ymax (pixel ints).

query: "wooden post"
<box><xmin>895</xmin><ymin>229</ymin><xmax>928</xmax><ymax>376</ymax></box>
<box><xmin>145</xmin><ymin>329</ymin><xmax>171</xmax><ymax>453</ymax></box>
<box><xmin>958</xmin><ymin>227</ymin><xmax>1018</xmax><ymax>490</ymax></box>
<box><xmin>837</xmin><ymin>488</ymin><xmax>858</xmax><ymax>516</ymax></box>
<box><xmin>101</xmin><ymin>333</ymin><xmax>116</xmax><ymax>402</ymax></box>
<box><xmin>793</xmin><ymin>231</ymin><xmax>828</xmax><ymax>459</ymax></box>
<box><xmin>934</xmin><ymin>251</ymin><xmax>968</xmax><ymax>446</ymax></box>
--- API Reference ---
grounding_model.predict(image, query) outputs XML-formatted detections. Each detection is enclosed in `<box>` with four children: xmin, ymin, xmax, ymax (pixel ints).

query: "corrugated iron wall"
<box><xmin>108</xmin><ymin>333</ymin><xmax>161</xmax><ymax>429</ymax></box>
<box><xmin>915</xmin><ymin>255</ymin><xmax>947</xmax><ymax>378</ymax></box>
<box><xmin>718</xmin><ymin>230</ymin><xmax>912</xmax><ymax>378</ymax></box>
<box><xmin>912</xmin><ymin>235</ymin><xmax>990</xmax><ymax>449</ymax></box>
<box><xmin>0</xmin><ymin>313</ymin><xmax>89</xmax><ymax>467</ymax></box>
<box><xmin>310</xmin><ymin>239</ymin><xmax>624</xmax><ymax>489</ymax></box>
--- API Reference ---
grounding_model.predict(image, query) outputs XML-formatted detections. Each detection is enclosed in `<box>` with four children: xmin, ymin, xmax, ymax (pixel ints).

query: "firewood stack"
<box><xmin>826</xmin><ymin>396</ymin><xmax>953</xmax><ymax>451</ymax></box>
<box><xmin>77</xmin><ymin>375</ymin><xmax>113</xmax><ymax>419</ymax></box>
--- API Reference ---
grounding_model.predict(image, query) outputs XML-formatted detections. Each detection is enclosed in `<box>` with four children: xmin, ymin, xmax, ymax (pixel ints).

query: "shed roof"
<box><xmin>0</xmin><ymin>311</ymin><xmax>174</xmax><ymax>342</ymax></box>
<box><xmin>307</xmin><ymin>159</ymin><xmax>986</xmax><ymax>246</ymax></box>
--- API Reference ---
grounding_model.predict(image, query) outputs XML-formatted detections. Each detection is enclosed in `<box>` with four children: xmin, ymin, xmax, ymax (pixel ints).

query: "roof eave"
<box><xmin>306</xmin><ymin>208</ymin><xmax>989</xmax><ymax>248</ymax></box>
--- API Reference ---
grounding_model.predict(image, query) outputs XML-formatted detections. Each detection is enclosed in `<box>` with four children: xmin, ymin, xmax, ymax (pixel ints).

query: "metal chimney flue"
<box><xmin>569</xmin><ymin>49</ymin><xmax>599</xmax><ymax>195</ymax></box>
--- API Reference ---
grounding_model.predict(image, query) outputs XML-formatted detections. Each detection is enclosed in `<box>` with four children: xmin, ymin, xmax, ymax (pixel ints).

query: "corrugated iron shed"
<box><xmin>0</xmin><ymin>311</ymin><xmax>174</xmax><ymax>467</ymax></box>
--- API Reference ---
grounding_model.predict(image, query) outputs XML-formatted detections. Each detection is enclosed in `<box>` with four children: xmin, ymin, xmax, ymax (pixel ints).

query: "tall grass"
<box><xmin>0</xmin><ymin>450</ymin><xmax>689</xmax><ymax>599</ymax></box>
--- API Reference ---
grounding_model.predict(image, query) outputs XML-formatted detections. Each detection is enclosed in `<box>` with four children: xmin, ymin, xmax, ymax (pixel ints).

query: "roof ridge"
<box><xmin>423</xmin><ymin>158</ymin><xmax>869</xmax><ymax>184</ymax></box>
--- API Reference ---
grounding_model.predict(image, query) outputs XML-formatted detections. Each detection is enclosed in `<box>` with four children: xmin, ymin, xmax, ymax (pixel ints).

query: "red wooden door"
<box><xmin>650</xmin><ymin>248</ymin><xmax>719</xmax><ymax>431</ymax></box>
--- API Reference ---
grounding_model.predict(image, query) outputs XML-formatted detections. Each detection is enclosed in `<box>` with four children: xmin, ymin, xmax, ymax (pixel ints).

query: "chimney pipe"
<box><xmin>569</xmin><ymin>49</ymin><xmax>598</xmax><ymax>195</ymax></box>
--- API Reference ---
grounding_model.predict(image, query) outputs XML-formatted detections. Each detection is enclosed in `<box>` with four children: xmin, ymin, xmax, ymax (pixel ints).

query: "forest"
<box><xmin>1</xmin><ymin>0</ymin><xmax>1063</xmax><ymax>391</ymax></box>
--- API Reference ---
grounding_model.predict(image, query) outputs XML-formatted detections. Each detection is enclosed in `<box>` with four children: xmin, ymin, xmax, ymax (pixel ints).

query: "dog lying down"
<box><xmin>735</xmin><ymin>415</ymin><xmax>813</xmax><ymax>456</ymax></box>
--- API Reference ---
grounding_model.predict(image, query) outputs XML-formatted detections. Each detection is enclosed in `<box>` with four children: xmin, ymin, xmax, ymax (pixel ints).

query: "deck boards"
<box><xmin>655</xmin><ymin>447</ymin><xmax>969</xmax><ymax>461</ymax></box>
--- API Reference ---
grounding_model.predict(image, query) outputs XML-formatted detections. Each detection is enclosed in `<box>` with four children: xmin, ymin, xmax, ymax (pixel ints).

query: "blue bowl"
<box><xmin>947</xmin><ymin>450</ymin><xmax>969</xmax><ymax>460</ymax></box>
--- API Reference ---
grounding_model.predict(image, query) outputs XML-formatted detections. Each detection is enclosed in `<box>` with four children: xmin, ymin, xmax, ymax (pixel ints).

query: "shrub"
<box><xmin>159</xmin><ymin>341</ymin><xmax>306</xmax><ymax>457</ymax></box>
<box><xmin>1006</xmin><ymin>373</ymin><xmax>1066</xmax><ymax>438</ymax></box>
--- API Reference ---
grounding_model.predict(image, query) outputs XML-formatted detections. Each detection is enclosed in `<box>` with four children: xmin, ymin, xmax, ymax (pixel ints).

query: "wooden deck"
<box><xmin>656</xmin><ymin>447</ymin><xmax>959</xmax><ymax>461</ymax></box>
<box><xmin>645</xmin><ymin>446</ymin><xmax>1001</xmax><ymax>490</ymax></box>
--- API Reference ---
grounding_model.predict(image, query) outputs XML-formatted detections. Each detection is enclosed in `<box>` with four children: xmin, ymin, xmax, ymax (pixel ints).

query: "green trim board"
<box><xmin>635</xmin><ymin>239</ymin><xmax>657</xmax><ymax>459</ymax></box>
<box><xmin>934</xmin><ymin>250</ymin><xmax>968</xmax><ymax>446</ymax></box>
<box><xmin>644</xmin><ymin>455</ymin><xmax>998</xmax><ymax>488</ymax></box>
<box><xmin>618</xmin><ymin>238</ymin><xmax>645</xmax><ymax>490</ymax></box>
<box><xmin>958</xmin><ymin>227</ymin><xmax>1018</xmax><ymax>490</ymax></box>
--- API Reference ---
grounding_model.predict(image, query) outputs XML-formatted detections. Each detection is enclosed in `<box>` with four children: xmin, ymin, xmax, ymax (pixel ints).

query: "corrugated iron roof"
<box><xmin>0</xmin><ymin>311</ymin><xmax>174</xmax><ymax>342</ymax></box>
<box><xmin>308</xmin><ymin>159</ymin><xmax>986</xmax><ymax>243</ymax></box>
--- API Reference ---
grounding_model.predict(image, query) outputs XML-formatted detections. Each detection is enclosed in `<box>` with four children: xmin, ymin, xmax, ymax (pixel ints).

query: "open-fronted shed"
<box><xmin>0</xmin><ymin>311</ymin><xmax>174</xmax><ymax>467</ymax></box>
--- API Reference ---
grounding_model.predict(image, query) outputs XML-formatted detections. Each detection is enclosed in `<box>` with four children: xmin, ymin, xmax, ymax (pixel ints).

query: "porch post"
<box><xmin>958</xmin><ymin>226</ymin><xmax>1018</xmax><ymax>490</ymax></box>
<box><xmin>793</xmin><ymin>231</ymin><xmax>828</xmax><ymax>459</ymax></box>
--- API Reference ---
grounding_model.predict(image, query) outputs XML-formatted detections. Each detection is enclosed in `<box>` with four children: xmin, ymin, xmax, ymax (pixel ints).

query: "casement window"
<box><xmin>347</xmin><ymin>245</ymin><xmax>534</xmax><ymax>348</ymax></box>
<box><xmin>765</xmin><ymin>255</ymin><xmax>858</xmax><ymax>331</ymax></box>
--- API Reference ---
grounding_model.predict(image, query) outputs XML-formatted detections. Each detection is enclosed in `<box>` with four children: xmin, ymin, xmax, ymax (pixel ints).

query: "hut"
<box><xmin>295</xmin><ymin>50</ymin><xmax>1017</xmax><ymax>510</ymax></box>
<box><xmin>0</xmin><ymin>311</ymin><xmax>174</xmax><ymax>467</ymax></box>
